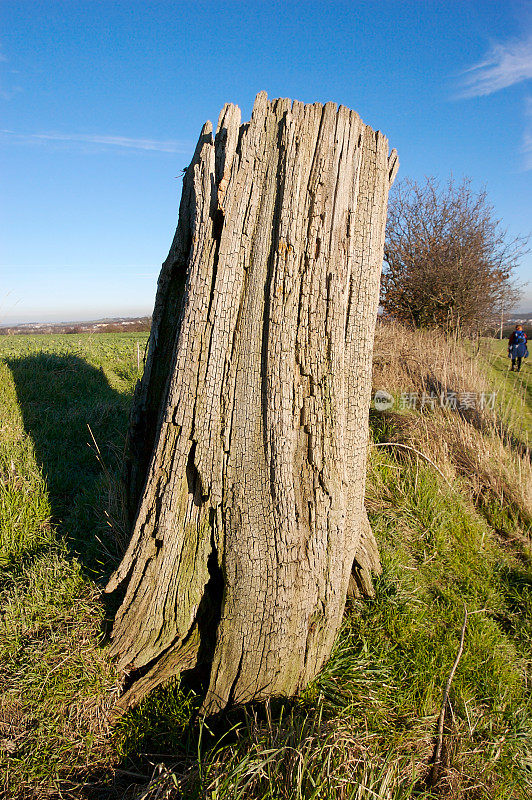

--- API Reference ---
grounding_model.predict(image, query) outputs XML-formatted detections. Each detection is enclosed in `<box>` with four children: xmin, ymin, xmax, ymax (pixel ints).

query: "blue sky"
<box><xmin>1</xmin><ymin>0</ymin><xmax>531</xmax><ymax>324</ymax></box>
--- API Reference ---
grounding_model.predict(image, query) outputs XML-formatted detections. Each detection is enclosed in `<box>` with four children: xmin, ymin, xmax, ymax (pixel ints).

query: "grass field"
<box><xmin>0</xmin><ymin>328</ymin><xmax>531</xmax><ymax>799</ymax></box>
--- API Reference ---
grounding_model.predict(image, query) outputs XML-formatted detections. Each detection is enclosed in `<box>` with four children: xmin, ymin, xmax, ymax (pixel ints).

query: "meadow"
<box><xmin>0</xmin><ymin>327</ymin><xmax>531</xmax><ymax>799</ymax></box>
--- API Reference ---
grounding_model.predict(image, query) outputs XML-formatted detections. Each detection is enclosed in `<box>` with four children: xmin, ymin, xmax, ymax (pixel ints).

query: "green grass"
<box><xmin>364</xmin><ymin>451</ymin><xmax>531</xmax><ymax>790</ymax></box>
<box><xmin>0</xmin><ymin>331</ymin><xmax>531</xmax><ymax>799</ymax></box>
<box><xmin>478</xmin><ymin>337</ymin><xmax>532</xmax><ymax>444</ymax></box>
<box><xmin>0</xmin><ymin>333</ymin><xmax>146</xmax><ymax>798</ymax></box>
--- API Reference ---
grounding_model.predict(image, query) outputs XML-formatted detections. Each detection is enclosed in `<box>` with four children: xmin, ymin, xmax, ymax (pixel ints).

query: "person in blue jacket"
<box><xmin>508</xmin><ymin>324</ymin><xmax>528</xmax><ymax>372</ymax></box>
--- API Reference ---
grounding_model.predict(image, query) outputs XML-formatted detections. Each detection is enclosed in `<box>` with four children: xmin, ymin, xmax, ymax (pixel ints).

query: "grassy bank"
<box><xmin>0</xmin><ymin>326</ymin><xmax>530</xmax><ymax>799</ymax></box>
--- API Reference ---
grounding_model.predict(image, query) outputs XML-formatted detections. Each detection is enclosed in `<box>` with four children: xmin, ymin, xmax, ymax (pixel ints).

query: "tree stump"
<box><xmin>106</xmin><ymin>92</ymin><xmax>398</xmax><ymax>715</ymax></box>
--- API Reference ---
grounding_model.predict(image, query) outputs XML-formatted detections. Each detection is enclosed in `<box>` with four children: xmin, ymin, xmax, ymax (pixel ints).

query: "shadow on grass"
<box><xmin>5</xmin><ymin>353</ymin><xmax>216</xmax><ymax>799</ymax></box>
<box><xmin>6</xmin><ymin>352</ymin><xmax>131</xmax><ymax>580</ymax></box>
<box><xmin>68</xmin><ymin>688</ymin><xmax>306</xmax><ymax>800</ymax></box>
<box><xmin>495</xmin><ymin>565</ymin><xmax>532</xmax><ymax>641</ymax></box>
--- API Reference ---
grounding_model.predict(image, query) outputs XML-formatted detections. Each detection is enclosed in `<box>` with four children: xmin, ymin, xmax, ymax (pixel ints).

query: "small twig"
<box><xmin>373</xmin><ymin>441</ymin><xmax>452</xmax><ymax>487</ymax></box>
<box><xmin>113</xmin><ymin>768</ymin><xmax>150</xmax><ymax>780</ymax></box>
<box><xmin>87</xmin><ymin>423</ymin><xmax>103</xmax><ymax>459</ymax></box>
<box><xmin>37</xmin><ymin>654</ymin><xmax>74</xmax><ymax>701</ymax></box>
<box><xmin>87</xmin><ymin>423</ymin><xmax>112</xmax><ymax>482</ymax></box>
<box><xmin>430</xmin><ymin>603</ymin><xmax>468</xmax><ymax>783</ymax></box>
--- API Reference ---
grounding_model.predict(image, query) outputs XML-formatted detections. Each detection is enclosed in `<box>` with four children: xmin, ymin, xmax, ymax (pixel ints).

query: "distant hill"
<box><xmin>508</xmin><ymin>312</ymin><xmax>532</xmax><ymax>322</ymax></box>
<box><xmin>0</xmin><ymin>316</ymin><xmax>152</xmax><ymax>336</ymax></box>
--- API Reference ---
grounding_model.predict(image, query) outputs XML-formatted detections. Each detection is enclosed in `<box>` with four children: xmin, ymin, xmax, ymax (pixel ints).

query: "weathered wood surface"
<box><xmin>106</xmin><ymin>92</ymin><xmax>398</xmax><ymax>714</ymax></box>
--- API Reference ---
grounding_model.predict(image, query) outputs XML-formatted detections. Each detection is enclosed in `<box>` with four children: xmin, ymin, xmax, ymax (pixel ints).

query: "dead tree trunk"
<box><xmin>106</xmin><ymin>92</ymin><xmax>398</xmax><ymax>715</ymax></box>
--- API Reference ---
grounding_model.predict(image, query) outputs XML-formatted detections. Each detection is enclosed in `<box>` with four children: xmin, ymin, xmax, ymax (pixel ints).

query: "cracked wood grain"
<box><xmin>106</xmin><ymin>92</ymin><xmax>397</xmax><ymax>714</ymax></box>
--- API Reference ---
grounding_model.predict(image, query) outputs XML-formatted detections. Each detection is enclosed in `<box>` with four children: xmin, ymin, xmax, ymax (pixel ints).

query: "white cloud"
<box><xmin>460</xmin><ymin>32</ymin><xmax>532</xmax><ymax>98</ymax></box>
<box><xmin>0</xmin><ymin>130</ymin><xmax>190</xmax><ymax>153</ymax></box>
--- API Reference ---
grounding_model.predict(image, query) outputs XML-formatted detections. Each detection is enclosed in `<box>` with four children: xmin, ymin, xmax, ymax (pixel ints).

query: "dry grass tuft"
<box><xmin>373</xmin><ymin>321</ymin><xmax>491</xmax><ymax>408</ymax></box>
<box><xmin>133</xmin><ymin>708</ymin><xmax>421</xmax><ymax>800</ymax></box>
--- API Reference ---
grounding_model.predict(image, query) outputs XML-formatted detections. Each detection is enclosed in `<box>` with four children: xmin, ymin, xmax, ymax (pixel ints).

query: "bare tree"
<box><xmin>381</xmin><ymin>177</ymin><xmax>527</xmax><ymax>333</ymax></box>
<box><xmin>105</xmin><ymin>93</ymin><xmax>397</xmax><ymax>715</ymax></box>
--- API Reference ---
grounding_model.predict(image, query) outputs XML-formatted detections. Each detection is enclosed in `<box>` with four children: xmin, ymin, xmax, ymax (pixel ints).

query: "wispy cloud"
<box><xmin>0</xmin><ymin>85</ymin><xmax>22</xmax><ymax>101</ymax></box>
<box><xmin>0</xmin><ymin>45</ymin><xmax>22</xmax><ymax>100</ymax></box>
<box><xmin>458</xmin><ymin>33</ymin><xmax>532</xmax><ymax>170</ymax></box>
<box><xmin>0</xmin><ymin>130</ymin><xmax>190</xmax><ymax>153</ymax></box>
<box><xmin>524</xmin><ymin>97</ymin><xmax>532</xmax><ymax>170</ymax></box>
<box><xmin>459</xmin><ymin>32</ymin><xmax>532</xmax><ymax>98</ymax></box>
